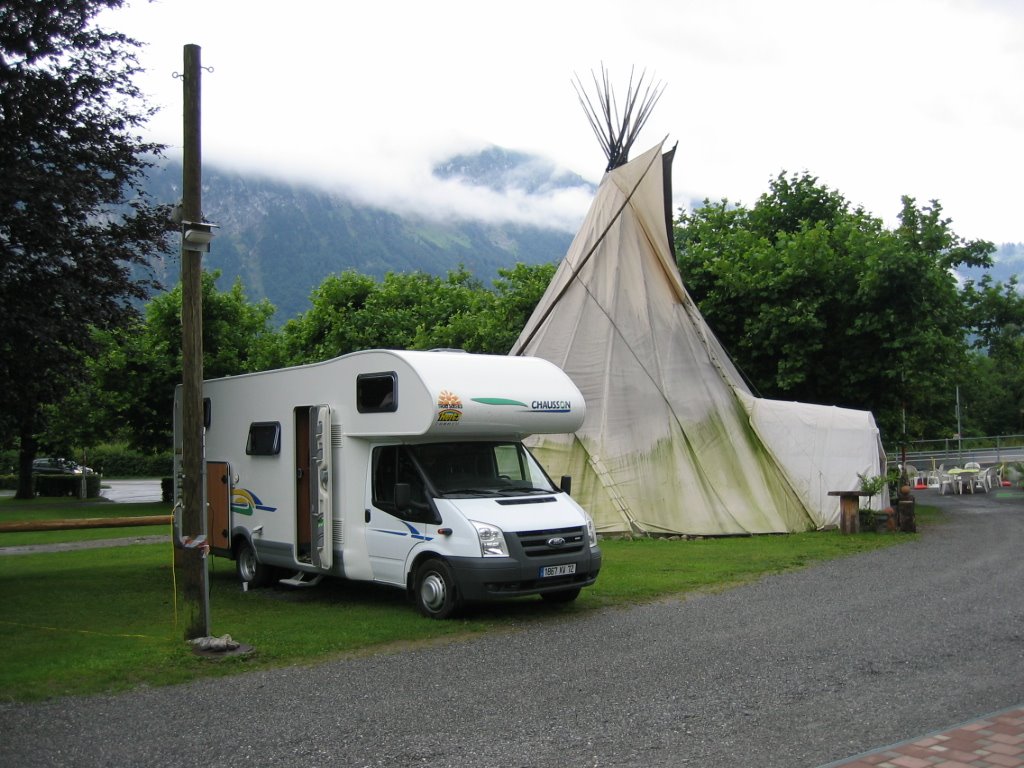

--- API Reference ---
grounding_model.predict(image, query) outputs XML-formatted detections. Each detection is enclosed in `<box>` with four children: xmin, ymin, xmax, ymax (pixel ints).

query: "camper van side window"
<box><xmin>372</xmin><ymin>445</ymin><xmax>428</xmax><ymax>517</ymax></box>
<box><xmin>357</xmin><ymin>372</ymin><xmax>397</xmax><ymax>413</ymax></box>
<box><xmin>246</xmin><ymin>422</ymin><xmax>281</xmax><ymax>456</ymax></box>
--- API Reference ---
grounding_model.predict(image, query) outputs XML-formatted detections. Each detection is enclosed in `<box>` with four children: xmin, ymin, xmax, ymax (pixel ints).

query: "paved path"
<box><xmin>99</xmin><ymin>478</ymin><xmax>162</xmax><ymax>504</ymax></box>
<box><xmin>1</xmin><ymin>487</ymin><xmax>1022</xmax><ymax>767</ymax></box>
<box><xmin>822</xmin><ymin>704</ymin><xmax>1024</xmax><ymax>768</ymax></box>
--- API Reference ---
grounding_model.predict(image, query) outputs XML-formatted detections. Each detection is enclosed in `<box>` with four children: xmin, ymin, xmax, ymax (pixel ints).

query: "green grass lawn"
<box><xmin>0</xmin><ymin>497</ymin><xmax>935</xmax><ymax>703</ymax></box>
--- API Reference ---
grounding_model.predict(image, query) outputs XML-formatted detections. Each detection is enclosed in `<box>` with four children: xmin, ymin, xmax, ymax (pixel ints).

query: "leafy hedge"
<box><xmin>0</xmin><ymin>446</ymin><xmax>172</xmax><ymax>479</ymax></box>
<box><xmin>84</xmin><ymin>445</ymin><xmax>173</xmax><ymax>478</ymax></box>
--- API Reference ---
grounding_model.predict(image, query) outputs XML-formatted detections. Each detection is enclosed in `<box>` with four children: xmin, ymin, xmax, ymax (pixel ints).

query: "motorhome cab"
<box><xmin>173</xmin><ymin>349</ymin><xmax>601</xmax><ymax>618</ymax></box>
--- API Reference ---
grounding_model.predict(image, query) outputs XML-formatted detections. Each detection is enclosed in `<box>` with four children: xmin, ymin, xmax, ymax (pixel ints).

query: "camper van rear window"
<box><xmin>246</xmin><ymin>422</ymin><xmax>281</xmax><ymax>456</ymax></box>
<box><xmin>357</xmin><ymin>372</ymin><xmax>397</xmax><ymax>413</ymax></box>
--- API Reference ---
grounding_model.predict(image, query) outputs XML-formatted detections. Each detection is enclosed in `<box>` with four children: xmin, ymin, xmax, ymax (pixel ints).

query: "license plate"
<box><xmin>540</xmin><ymin>563</ymin><xmax>576</xmax><ymax>578</ymax></box>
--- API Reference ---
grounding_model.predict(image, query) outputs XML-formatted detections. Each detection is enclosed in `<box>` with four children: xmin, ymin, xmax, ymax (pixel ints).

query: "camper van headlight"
<box><xmin>470</xmin><ymin>520</ymin><xmax>509</xmax><ymax>558</ymax></box>
<box><xmin>586</xmin><ymin>514</ymin><xmax>597</xmax><ymax>547</ymax></box>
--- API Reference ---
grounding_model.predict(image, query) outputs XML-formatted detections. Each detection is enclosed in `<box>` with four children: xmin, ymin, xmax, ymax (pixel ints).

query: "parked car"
<box><xmin>32</xmin><ymin>457</ymin><xmax>94</xmax><ymax>475</ymax></box>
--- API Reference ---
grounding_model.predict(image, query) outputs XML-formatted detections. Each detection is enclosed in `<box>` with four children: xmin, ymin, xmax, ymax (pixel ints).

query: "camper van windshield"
<box><xmin>409</xmin><ymin>441</ymin><xmax>557</xmax><ymax>497</ymax></box>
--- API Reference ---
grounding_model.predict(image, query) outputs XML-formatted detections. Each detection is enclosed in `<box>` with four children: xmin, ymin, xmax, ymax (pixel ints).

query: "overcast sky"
<box><xmin>105</xmin><ymin>0</ymin><xmax>1024</xmax><ymax>245</ymax></box>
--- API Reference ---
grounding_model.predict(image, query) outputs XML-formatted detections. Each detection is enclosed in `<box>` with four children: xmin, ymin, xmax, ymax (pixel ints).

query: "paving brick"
<box><xmin>983</xmin><ymin>754</ymin><xmax>1024</xmax><ymax>767</ymax></box>
<box><xmin>986</xmin><ymin>743</ymin><xmax>1024</xmax><ymax>756</ymax></box>
<box><xmin>943</xmin><ymin>749</ymin><xmax>989</xmax><ymax>762</ymax></box>
<box><xmin>990</xmin><ymin>735</ymin><xmax>1024</xmax><ymax>746</ymax></box>
<box><xmin>890</xmin><ymin>756</ymin><xmax>934</xmax><ymax>768</ymax></box>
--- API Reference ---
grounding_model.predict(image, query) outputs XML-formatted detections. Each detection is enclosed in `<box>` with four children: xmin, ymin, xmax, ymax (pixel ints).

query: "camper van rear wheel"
<box><xmin>414</xmin><ymin>558</ymin><xmax>460</xmax><ymax>619</ymax></box>
<box><xmin>236</xmin><ymin>540</ymin><xmax>274</xmax><ymax>588</ymax></box>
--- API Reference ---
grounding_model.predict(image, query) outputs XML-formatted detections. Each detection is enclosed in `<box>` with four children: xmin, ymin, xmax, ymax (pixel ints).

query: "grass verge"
<box><xmin>0</xmin><ymin>501</ymin><xmax>935</xmax><ymax>703</ymax></box>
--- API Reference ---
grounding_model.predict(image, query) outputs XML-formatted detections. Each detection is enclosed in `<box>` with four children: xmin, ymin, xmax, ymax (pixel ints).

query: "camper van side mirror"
<box><xmin>560</xmin><ymin>475</ymin><xmax>572</xmax><ymax>495</ymax></box>
<box><xmin>394</xmin><ymin>483</ymin><xmax>411</xmax><ymax>512</ymax></box>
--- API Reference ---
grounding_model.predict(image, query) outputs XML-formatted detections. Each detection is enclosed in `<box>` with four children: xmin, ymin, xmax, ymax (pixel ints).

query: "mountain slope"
<box><xmin>144</xmin><ymin>149</ymin><xmax>590</xmax><ymax>319</ymax></box>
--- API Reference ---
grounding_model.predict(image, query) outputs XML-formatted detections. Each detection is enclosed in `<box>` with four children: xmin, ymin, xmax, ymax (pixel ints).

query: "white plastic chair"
<box><xmin>938</xmin><ymin>473</ymin><xmax>955</xmax><ymax>495</ymax></box>
<box><xmin>905</xmin><ymin>463</ymin><xmax>919</xmax><ymax>486</ymax></box>
<box><xmin>980</xmin><ymin>466</ymin><xmax>996</xmax><ymax>492</ymax></box>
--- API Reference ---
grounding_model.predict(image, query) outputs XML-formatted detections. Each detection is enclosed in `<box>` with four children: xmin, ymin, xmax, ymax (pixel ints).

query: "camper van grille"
<box><xmin>331</xmin><ymin>425</ymin><xmax>343</xmax><ymax>443</ymax></box>
<box><xmin>515</xmin><ymin>526</ymin><xmax>586</xmax><ymax>557</ymax></box>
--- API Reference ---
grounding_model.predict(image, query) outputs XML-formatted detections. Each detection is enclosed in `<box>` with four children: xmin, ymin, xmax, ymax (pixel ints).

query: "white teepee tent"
<box><xmin>511</xmin><ymin>139</ymin><xmax>887</xmax><ymax>534</ymax></box>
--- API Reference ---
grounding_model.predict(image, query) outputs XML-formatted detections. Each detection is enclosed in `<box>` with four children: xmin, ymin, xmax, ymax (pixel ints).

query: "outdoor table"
<box><xmin>948</xmin><ymin>467</ymin><xmax>979</xmax><ymax>494</ymax></box>
<box><xmin>828</xmin><ymin>490</ymin><xmax>873</xmax><ymax>533</ymax></box>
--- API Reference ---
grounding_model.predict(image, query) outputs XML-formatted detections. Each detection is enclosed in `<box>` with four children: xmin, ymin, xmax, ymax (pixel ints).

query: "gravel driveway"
<box><xmin>2</xmin><ymin>490</ymin><xmax>1022</xmax><ymax>768</ymax></box>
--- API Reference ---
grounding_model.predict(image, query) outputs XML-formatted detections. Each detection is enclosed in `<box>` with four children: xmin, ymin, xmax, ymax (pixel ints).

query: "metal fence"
<box><xmin>885</xmin><ymin>434</ymin><xmax>1024</xmax><ymax>469</ymax></box>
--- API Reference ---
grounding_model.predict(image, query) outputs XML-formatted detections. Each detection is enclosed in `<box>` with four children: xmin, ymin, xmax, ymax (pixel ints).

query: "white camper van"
<box><xmin>172</xmin><ymin>349</ymin><xmax>601</xmax><ymax>618</ymax></box>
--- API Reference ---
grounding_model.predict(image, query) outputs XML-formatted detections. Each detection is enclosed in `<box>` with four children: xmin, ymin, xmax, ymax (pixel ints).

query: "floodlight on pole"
<box><xmin>181</xmin><ymin>220</ymin><xmax>218</xmax><ymax>252</ymax></box>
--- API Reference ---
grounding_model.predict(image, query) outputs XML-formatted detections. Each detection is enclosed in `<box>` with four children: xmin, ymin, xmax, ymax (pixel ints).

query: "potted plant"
<box><xmin>857</xmin><ymin>507</ymin><xmax>874</xmax><ymax>530</ymax></box>
<box><xmin>857</xmin><ymin>472</ymin><xmax>888</xmax><ymax>532</ymax></box>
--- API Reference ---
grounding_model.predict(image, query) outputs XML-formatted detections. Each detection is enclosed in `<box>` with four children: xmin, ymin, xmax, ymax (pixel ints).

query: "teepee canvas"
<box><xmin>511</xmin><ymin>131</ymin><xmax>887</xmax><ymax>534</ymax></box>
<box><xmin>511</xmin><ymin>141</ymin><xmax>815</xmax><ymax>534</ymax></box>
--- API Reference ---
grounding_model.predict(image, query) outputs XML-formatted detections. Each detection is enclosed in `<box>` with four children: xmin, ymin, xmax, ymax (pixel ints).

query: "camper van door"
<box><xmin>365</xmin><ymin>444</ymin><xmax>432</xmax><ymax>585</ymax></box>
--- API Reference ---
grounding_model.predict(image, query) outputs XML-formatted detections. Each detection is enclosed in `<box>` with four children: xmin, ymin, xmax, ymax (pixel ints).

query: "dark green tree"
<box><xmin>0</xmin><ymin>0</ymin><xmax>171</xmax><ymax>496</ymax></box>
<box><xmin>471</xmin><ymin>262</ymin><xmax>558</xmax><ymax>354</ymax></box>
<box><xmin>72</xmin><ymin>271</ymin><xmax>278</xmax><ymax>453</ymax></box>
<box><xmin>674</xmin><ymin>172</ymin><xmax>994</xmax><ymax>443</ymax></box>
<box><xmin>64</xmin><ymin>263</ymin><xmax>553</xmax><ymax>455</ymax></box>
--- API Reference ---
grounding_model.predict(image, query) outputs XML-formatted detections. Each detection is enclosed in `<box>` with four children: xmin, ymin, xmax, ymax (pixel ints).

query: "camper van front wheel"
<box><xmin>414</xmin><ymin>559</ymin><xmax>461</xmax><ymax>619</ymax></box>
<box><xmin>236</xmin><ymin>540</ymin><xmax>274</xmax><ymax>588</ymax></box>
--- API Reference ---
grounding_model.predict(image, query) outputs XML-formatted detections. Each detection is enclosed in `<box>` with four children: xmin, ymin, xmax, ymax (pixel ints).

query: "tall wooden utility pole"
<box><xmin>179</xmin><ymin>43</ymin><xmax>210</xmax><ymax>640</ymax></box>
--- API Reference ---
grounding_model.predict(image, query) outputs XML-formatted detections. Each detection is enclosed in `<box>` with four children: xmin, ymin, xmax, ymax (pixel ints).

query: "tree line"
<box><xmin>44</xmin><ymin>175</ymin><xmax>1024</xmax><ymax>463</ymax></box>
<box><xmin>4</xmin><ymin>0</ymin><xmax>1023</xmax><ymax>499</ymax></box>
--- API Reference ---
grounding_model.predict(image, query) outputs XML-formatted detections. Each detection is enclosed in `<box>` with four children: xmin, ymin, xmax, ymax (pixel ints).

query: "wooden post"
<box><xmin>179</xmin><ymin>43</ymin><xmax>210</xmax><ymax>640</ymax></box>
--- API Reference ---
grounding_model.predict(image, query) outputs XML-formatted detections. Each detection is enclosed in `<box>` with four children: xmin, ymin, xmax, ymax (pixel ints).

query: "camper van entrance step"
<box><xmin>279</xmin><ymin>572</ymin><xmax>324</xmax><ymax>588</ymax></box>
